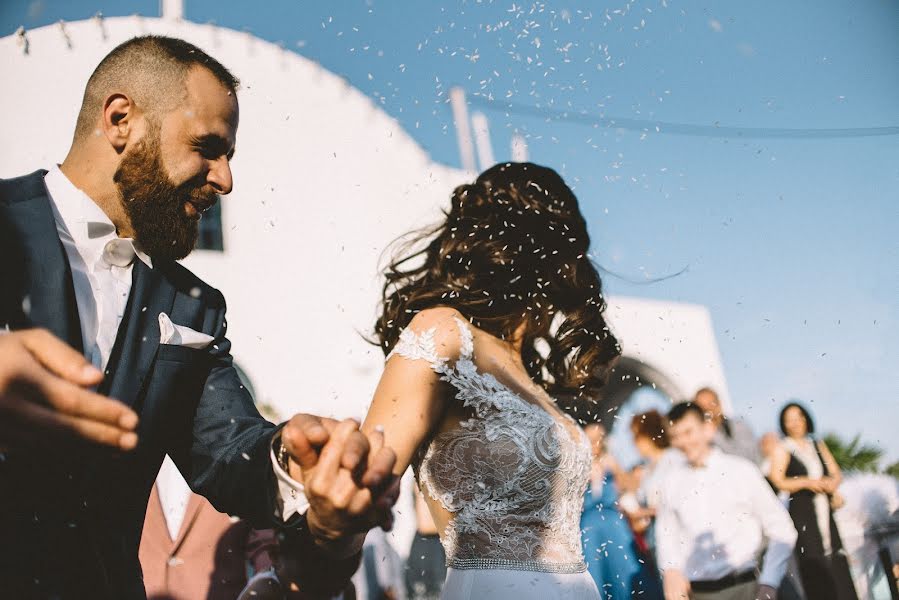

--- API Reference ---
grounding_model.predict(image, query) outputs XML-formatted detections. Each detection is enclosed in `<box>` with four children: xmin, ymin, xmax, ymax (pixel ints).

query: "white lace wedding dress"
<box><xmin>389</xmin><ymin>317</ymin><xmax>600</xmax><ymax>599</ymax></box>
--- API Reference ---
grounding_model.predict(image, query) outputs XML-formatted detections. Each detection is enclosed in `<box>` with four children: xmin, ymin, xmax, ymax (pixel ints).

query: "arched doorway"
<box><xmin>578</xmin><ymin>357</ymin><xmax>686</xmax><ymax>469</ymax></box>
<box><xmin>591</xmin><ymin>356</ymin><xmax>684</xmax><ymax>430</ymax></box>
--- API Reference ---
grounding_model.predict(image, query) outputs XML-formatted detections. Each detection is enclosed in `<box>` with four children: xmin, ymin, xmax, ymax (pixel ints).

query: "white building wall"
<box><xmin>605</xmin><ymin>296</ymin><xmax>733</xmax><ymax>412</ymax></box>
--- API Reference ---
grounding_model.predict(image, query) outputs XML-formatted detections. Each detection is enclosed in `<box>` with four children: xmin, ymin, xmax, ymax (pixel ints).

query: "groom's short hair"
<box><xmin>73</xmin><ymin>35</ymin><xmax>239</xmax><ymax>141</ymax></box>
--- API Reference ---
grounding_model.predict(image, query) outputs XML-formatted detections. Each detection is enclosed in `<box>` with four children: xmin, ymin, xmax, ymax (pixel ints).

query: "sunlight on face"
<box><xmin>159</xmin><ymin>67</ymin><xmax>238</xmax><ymax>196</ymax></box>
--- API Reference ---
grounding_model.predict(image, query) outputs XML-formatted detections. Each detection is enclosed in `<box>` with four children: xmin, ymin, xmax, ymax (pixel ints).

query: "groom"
<box><xmin>0</xmin><ymin>35</ymin><xmax>397</xmax><ymax>599</ymax></box>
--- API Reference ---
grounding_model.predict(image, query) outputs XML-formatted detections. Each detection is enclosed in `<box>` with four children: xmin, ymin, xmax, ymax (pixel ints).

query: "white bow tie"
<box><xmin>101</xmin><ymin>237</ymin><xmax>138</xmax><ymax>268</ymax></box>
<box><xmin>86</xmin><ymin>221</ymin><xmax>152</xmax><ymax>269</ymax></box>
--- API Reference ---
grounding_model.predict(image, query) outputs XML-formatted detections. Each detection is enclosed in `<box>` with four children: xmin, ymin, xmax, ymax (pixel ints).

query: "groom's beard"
<box><xmin>113</xmin><ymin>133</ymin><xmax>218</xmax><ymax>262</ymax></box>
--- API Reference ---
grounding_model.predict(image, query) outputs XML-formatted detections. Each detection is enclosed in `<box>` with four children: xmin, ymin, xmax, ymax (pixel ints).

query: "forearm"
<box><xmin>755</xmin><ymin>472</ymin><xmax>799</xmax><ymax>587</ymax></box>
<box><xmin>759</xmin><ymin>535</ymin><xmax>796</xmax><ymax>587</ymax></box>
<box><xmin>770</xmin><ymin>475</ymin><xmax>816</xmax><ymax>494</ymax></box>
<box><xmin>360</xmin><ymin>359</ymin><xmax>444</xmax><ymax>477</ymax></box>
<box><xmin>175</xmin><ymin>313</ymin><xmax>286</xmax><ymax>526</ymax></box>
<box><xmin>663</xmin><ymin>569</ymin><xmax>691</xmax><ymax>600</ymax></box>
<box><xmin>818</xmin><ymin>441</ymin><xmax>842</xmax><ymax>486</ymax></box>
<box><xmin>172</xmin><ymin>416</ymin><xmax>281</xmax><ymax>527</ymax></box>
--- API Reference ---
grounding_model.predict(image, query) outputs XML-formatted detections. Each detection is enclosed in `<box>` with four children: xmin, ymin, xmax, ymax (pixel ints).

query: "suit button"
<box><xmin>167</xmin><ymin>557</ymin><xmax>184</xmax><ymax>567</ymax></box>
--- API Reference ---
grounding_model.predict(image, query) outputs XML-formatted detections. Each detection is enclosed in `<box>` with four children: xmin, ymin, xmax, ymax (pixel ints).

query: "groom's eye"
<box><xmin>193</xmin><ymin>135</ymin><xmax>233</xmax><ymax>161</ymax></box>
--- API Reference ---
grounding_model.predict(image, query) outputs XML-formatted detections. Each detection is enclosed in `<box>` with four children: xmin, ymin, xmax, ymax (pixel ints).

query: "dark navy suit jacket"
<box><xmin>0</xmin><ymin>171</ymin><xmax>354</xmax><ymax>599</ymax></box>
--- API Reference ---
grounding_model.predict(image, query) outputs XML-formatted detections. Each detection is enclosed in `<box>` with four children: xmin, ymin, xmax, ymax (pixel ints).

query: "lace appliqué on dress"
<box><xmin>389</xmin><ymin>317</ymin><xmax>591</xmax><ymax>574</ymax></box>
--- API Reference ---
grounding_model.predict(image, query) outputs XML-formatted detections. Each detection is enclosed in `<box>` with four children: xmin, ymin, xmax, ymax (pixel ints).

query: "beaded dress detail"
<box><xmin>388</xmin><ymin>317</ymin><xmax>592</xmax><ymax>573</ymax></box>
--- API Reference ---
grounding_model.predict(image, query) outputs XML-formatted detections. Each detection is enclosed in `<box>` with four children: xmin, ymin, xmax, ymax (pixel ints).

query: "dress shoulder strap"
<box><xmin>386</xmin><ymin>313</ymin><xmax>473</xmax><ymax>372</ymax></box>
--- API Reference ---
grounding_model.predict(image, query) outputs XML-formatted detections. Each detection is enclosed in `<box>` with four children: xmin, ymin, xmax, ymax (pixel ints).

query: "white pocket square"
<box><xmin>158</xmin><ymin>312</ymin><xmax>215</xmax><ymax>349</ymax></box>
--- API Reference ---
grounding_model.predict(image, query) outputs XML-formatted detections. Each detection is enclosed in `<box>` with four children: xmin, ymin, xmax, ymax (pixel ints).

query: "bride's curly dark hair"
<box><xmin>375</xmin><ymin>162</ymin><xmax>620</xmax><ymax>400</ymax></box>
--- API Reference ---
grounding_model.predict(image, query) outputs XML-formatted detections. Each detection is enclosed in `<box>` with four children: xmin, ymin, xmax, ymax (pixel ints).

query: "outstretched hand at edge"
<box><xmin>0</xmin><ymin>328</ymin><xmax>138</xmax><ymax>452</ymax></box>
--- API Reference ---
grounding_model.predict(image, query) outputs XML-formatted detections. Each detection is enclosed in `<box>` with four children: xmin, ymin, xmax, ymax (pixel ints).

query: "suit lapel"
<box><xmin>1</xmin><ymin>170</ymin><xmax>83</xmax><ymax>352</ymax></box>
<box><xmin>100</xmin><ymin>259</ymin><xmax>176</xmax><ymax>408</ymax></box>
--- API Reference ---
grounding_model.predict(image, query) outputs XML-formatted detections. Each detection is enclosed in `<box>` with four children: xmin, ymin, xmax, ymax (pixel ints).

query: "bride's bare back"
<box><xmin>362</xmin><ymin>306</ymin><xmax>591</xmax><ymax>573</ymax></box>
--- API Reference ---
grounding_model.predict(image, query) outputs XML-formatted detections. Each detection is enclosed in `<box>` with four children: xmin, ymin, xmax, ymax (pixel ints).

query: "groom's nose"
<box><xmin>207</xmin><ymin>157</ymin><xmax>233</xmax><ymax>195</ymax></box>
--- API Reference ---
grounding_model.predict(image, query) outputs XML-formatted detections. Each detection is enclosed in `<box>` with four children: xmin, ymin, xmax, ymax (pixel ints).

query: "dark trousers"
<box><xmin>797</xmin><ymin>552</ymin><xmax>859</xmax><ymax>600</ymax></box>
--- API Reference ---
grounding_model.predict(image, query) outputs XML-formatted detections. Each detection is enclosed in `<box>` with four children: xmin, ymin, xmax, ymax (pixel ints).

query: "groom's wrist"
<box><xmin>271</xmin><ymin>429</ymin><xmax>306</xmax><ymax>485</ymax></box>
<box><xmin>270</xmin><ymin>429</ymin><xmax>310</xmax><ymax>522</ymax></box>
<box><xmin>271</xmin><ymin>429</ymin><xmax>291</xmax><ymax>473</ymax></box>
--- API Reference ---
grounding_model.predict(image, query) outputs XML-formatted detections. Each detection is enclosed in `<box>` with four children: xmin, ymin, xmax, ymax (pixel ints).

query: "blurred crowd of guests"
<box><xmin>136</xmin><ymin>387</ymin><xmax>894</xmax><ymax>600</ymax></box>
<box><xmin>577</xmin><ymin>387</ymin><xmax>871</xmax><ymax>600</ymax></box>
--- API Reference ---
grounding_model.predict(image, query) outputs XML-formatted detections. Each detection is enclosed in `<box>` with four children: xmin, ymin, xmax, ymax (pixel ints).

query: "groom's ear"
<box><xmin>101</xmin><ymin>93</ymin><xmax>139</xmax><ymax>154</ymax></box>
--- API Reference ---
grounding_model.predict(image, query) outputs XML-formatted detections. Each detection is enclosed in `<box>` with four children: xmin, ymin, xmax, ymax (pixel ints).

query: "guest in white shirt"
<box><xmin>657</xmin><ymin>402</ymin><xmax>797</xmax><ymax>600</ymax></box>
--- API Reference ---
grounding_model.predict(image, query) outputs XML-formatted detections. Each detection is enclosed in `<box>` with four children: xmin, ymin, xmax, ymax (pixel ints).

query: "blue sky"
<box><xmin>3</xmin><ymin>0</ymin><xmax>897</xmax><ymax>463</ymax></box>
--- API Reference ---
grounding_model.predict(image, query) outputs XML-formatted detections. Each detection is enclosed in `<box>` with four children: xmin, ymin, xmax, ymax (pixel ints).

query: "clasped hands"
<box><xmin>280</xmin><ymin>416</ymin><xmax>400</xmax><ymax>555</ymax></box>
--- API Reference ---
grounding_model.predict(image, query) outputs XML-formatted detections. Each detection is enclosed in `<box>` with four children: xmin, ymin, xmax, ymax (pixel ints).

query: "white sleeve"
<box><xmin>748</xmin><ymin>465</ymin><xmax>797</xmax><ymax>587</ymax></box>
<box><xmin>270</xmin><ymin>448</ymin><xmax>310</xmax><ymax>521</ymax></box>
<box><xmin>655</xmin><ymin>478</ymin><xmax>688</xmax><ymax>573</ymax></box>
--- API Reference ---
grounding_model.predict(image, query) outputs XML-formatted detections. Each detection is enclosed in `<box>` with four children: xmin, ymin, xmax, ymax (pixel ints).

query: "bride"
<box><xmin>361</xmin><ymin>162</ymin><xmax>620</xmax><ymax>599</ymax></box>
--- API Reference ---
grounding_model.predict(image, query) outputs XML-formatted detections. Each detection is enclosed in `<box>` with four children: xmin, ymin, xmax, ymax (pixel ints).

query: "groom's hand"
<box><xmin>0</xmin><ymin>328</ymin><xmax>139</xmax><ymax>452</ymax></box>
<box><xmin>281</xmin><ymin>415</ymin><xmax>399</xmax><ymax>550</ymax></box>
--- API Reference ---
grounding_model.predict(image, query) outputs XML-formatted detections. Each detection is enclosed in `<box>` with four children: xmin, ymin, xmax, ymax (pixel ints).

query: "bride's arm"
<box><xmin>360</xmin><ymin>307</ymin><xmax>463</xmax><ymax>476</ymax></box>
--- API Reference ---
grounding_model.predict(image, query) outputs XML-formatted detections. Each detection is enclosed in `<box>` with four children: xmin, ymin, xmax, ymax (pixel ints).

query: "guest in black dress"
<box><xmin>769</xmin><ymin>402</ymin><xmax>859</xmax><ymax>600</ymax></box>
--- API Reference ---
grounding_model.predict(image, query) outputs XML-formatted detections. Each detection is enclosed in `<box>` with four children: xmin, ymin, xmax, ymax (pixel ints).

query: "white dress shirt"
<box><xmin>44</xmin><ymin>166</ymin><xmax>308</xmax><ymax>521</ymax></box>
<box><xmin>45</xmin><ymin>166</ymin><xmax>152</xmax><ymax>372</ymax></box>
<box><xmin>655</xmin><ymin>448</ymin><xmax>797</xmax><ymax>587</ymax></box>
